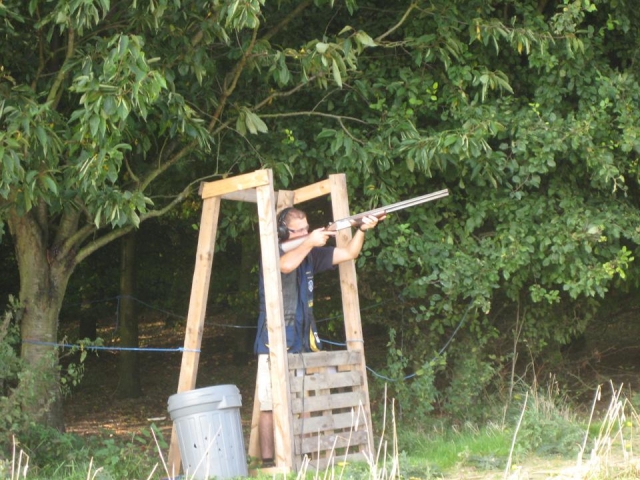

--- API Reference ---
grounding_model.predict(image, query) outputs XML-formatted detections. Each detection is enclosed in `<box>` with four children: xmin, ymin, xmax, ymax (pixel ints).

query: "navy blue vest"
<box><xmin>254</xmin><ymin>247</ymin><xmax>334</xmax><ymax>354</ymax></box>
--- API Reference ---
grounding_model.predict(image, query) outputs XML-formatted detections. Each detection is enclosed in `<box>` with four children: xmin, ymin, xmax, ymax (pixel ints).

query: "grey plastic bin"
<box><xmin>168</xmin><ymin>385</ymin><xmax>248</xmax><ymax>479</ymax></box>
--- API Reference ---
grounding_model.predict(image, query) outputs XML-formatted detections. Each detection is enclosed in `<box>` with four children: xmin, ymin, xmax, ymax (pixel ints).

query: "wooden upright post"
<box><xmin>329</xmin><ymin>173</ymin><xmax>374</xmax><ymax>453</ymax></box>
<box><xmin>168</xmin><ymin>195</ymin><xmax>221</xmax><ymax>473</ymax></box>
<box><xmin>256</xmin><ymin>175</ymin><xmax>295</xmax><ymax>470</ymax></box>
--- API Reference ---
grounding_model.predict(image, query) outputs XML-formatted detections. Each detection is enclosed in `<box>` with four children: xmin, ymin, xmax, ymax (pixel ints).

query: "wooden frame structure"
<box><xmin>167</xmin><ymin>169</ymin><xmax>373</xmax><ymax>474</ymax></box>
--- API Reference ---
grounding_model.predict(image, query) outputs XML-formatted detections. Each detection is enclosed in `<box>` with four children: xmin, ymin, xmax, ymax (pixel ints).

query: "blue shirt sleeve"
<box><xmin>310</xmin><ymin>246</ymin><xmax>336</xmax><ymax>274</ymax></box>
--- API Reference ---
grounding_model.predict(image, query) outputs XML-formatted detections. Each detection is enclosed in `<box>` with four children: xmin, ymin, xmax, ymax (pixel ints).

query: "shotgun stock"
<box><xmin>280</xmin><ymin>188</ymin><xmax>449</xmax><ymax>253</ymax></box>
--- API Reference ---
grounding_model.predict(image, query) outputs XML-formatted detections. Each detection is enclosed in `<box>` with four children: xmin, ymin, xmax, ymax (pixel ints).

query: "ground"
<box><xmin>61</xmin><ymin>310</ymin><xmax>640</xmax><ymax>478</ymax></box>
<box><xmin>63</xmin><ymin>314</ymin><xmax>258</xmax><ymax>442</ymax></box>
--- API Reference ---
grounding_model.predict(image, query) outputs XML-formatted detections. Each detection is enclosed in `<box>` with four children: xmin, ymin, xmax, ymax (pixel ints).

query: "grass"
<box><xmin>5</xmin><ymin>382</ymin><xmax>640</xmax><ymax>479</ymax></box>
<box><xmin>398</xmin><ymin>425</ymin><xmax>512</xmax><ymax>472</ymax></box>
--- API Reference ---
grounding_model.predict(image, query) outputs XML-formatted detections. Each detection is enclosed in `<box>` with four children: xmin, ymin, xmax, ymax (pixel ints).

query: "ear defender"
<box><xmin>277</xmin><ymin>207</ymin><xmax>294</xmax><ymax>241</ymax></box>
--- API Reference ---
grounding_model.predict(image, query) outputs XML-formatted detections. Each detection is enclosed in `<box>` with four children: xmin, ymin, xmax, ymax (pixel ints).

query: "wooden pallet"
<box><xmin>288</xmin><ymin>350</ymin><xmax>371</xmax><ymax>470</ymax></box>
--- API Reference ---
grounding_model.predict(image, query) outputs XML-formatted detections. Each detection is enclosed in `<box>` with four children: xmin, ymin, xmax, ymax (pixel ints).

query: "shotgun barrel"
<box><xmin>280</xmin><ymin>188</ymin><xmax>449</xmax><ymax>252</ymax></box>
<box><xmin>326</xmin><ymin>188</ymin><xmax>449</xmax><ymax>231</ymax></box>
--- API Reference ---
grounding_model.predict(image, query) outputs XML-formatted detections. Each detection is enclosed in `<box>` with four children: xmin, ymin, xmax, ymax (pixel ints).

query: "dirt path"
<box><xmin>63</xmin><ymin>316</ymin><xmax>257</xmax><ymax>441</ymax></box>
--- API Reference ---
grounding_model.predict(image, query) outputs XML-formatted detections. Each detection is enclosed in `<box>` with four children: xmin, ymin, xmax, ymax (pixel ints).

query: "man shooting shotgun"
<box><xmin>280</xmin><ymin>188</ymin><xmax>449</xmax><ymax>253</ymax></box>
<box><xmin>253</xmin><ymin>187</ymin><xmax>448</xmax><ymax>467</ymax></box>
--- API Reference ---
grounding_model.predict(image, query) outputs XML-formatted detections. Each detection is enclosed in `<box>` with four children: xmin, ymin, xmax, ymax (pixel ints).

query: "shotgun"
<box><xmin>280</xmin><ymin>188</ymin><xmax>449</xmax><ymax>252</ymax></box>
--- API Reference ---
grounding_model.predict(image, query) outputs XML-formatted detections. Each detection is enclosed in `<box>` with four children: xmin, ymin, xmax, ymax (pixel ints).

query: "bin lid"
<box><xmin>167</xmin><ymin>384</ymin><xmax>241</xmax><ymax>413</ymax></box>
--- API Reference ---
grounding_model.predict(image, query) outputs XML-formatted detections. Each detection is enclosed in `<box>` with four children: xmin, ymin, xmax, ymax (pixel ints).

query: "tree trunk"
<box><xmin>10</xmin><ymin>211</ymin><xmax>74</xmax><ymax>430</ymax></box>
<box><xmin>78</xmin><ymin>308</ymin><xmax>97</xmax><ymax>341</ymax></box>
<box><xmin>232</xmin><ymin>234</ymin><xmax>258</xmax><ymax>365</ymax></box>
<box><xmin>116</xmin><ymin>231</ymin><xmax>142</xmax><ymax>398</ymax></box>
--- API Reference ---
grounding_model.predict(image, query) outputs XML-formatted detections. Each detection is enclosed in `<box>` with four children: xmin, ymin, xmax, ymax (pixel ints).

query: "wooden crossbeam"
<box><xmin>292</xmin><ymin>179</ymin><xmax>331</xmax><ymax>204</ymax></box>
<box><xmin>200</xmin><ymin>170</ymin><xmax>271</xmax><ymax>199</ymax></box>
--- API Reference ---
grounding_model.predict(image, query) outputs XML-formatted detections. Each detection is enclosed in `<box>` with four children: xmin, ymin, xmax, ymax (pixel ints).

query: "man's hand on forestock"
<box><xmin>358</xmin><ymin>213</ymin><xmax>386</xmax><ymax>231</ymax></box>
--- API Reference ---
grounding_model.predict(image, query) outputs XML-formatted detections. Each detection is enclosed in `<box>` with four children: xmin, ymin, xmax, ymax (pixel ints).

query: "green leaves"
<box><xmin>0</xmin><ymin>87</ymin><xmax>64</xmax><ymax>212</ymax></box>
<box><xmin>35</xmin><ymin>0</ymin><xmax>111</xmax><ymax>35</ymax></box>
<box><xmin>296</xmin><ymin>28</ymin><xmax>374</xmax><ymax>89</ymax></box>
<box><xmin>3</xmin><ymin>0</ymin><xmax>640</xmax><ymax>397</ymax></box>
<box><xmin>220</xmin><ymin>0</ymin><xmax>265</xmax><ymax>30</ymax></box>
<box><xmin>472</xmin><ymin>69</ymin><xmax>514</xmax><ymax>102</ymax></box>
<box><xmin>236</xmin><ymin>107</ymin><xmax>268</xmax><ymax>136</ymax></box>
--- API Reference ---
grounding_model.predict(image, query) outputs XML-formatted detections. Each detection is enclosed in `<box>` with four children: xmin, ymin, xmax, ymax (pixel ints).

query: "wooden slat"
<box><xmin>287</xmin><ymin>351</ymin><xmax>362</xmax><ymax>370</ymax></box>
<box><xmin>293</xmin><ymin>179</ymin><xmax>331</xmax><ymax>204</ymax></box>
<box><xmin>200</xmin><ymin>170</ymin><xmax>270</xmax><ymax>199</ymax></box>
<box><xmin>293</xmin><ymin>411</ymin><xmax>369</xmax><ymax>435</ymax></box>
<box><xmin>289</xmin><ymin>371</ymin><xmax>362</xmax><ymax>394</ymax></box>
<box><xmin>296</xmin><ymin>429</ymin><xmax>369</xmax><ymax>455</ymax></box>
<box><xmin>329</xmin><ymin>174</ymin><xmax>364</xmax><ymax>350</ymax></box>
<box><xmin>291</xmin><ymin>391</ymin><xmax>366</xmax><ymax>415</ymax></box>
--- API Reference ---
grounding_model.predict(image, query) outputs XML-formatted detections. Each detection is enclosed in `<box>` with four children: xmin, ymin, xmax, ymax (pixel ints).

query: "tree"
<box><xmin>116</xmin><ymin>231</ymin><xmax>140</xmax><ymax>398</ymax></box>
<box><xmin>0</xmin><ymin>0</ymin><xmax>378</xmax><ymax>428</ymax></box>
<box><xmin>228</xmin><ymin>0</ymin><xmax>640</xmax><ymax>418</ymax></box>
<box><xmin>4</xmin><ymin>0</ymin><xmax>640</xmax><ymax>430</ymax></box>
<box><xmin>301</xmin><ymin>0</ymin><xmax>640</xmax><ymax>419</ymax></box>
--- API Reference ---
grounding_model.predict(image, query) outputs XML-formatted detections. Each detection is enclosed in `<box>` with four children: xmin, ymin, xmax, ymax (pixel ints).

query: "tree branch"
<box><xmin>139</xmin><ymin>28</ymin><xmax>260</xmax><ymax>192</ymax></box>
<box><xmin>31</xmin><ymin>9</ymin><xmax>46</xmax><ymax>92</ymax></box>
<box><xmin>124</xmin><ymin>155</ymin><xmax>140</xmax><ymax>184</ymax></box>
<box><xmin>259</xmin><ymin>110</ymin><xmax>369</xmax><ymax>125</ymax></box>
<box><xmin>214</xmin><ymin>27</ymin><xmax>259</xmax><ymax>131</ymax></box>
<box><xmin>137</xmin><ymin>3</ymin><xmax>316</xmax><ymax>192</ymax></box>
<box><xmin>375</xmin><ymin>3</ymin><xmax>418</xmax><ymax>43</ymax></box>
<box><xmin>261</xmin><ymin>0</ymin><xmax>313</xmax><ymax>43</ymax></box>
<box><xmin>34</xmin><ymin>199</ymin><xmax>49</xmax><ymax>245</ymax></box>
<box><xmin>54</xmin><ymin>207</ymin><xmax>81</xmax><ymax>249</ymax></box>
<box><xmin>56</xmin><ymin>216</ymin><xmax>95</xmax><ymax>265</ymax></box>
<box><xmin>74</xmin><ymin>174</ymin><xmax>217</xmax><ymax>264</ymax></box>
<box><xmin>46</xmin><ymin>26</ymin><xmax>75</xmax><ymax>109</ymax></box>
<box><xmin>74</xmin><ymin>223</ymin><xmax>132</xmax><ymax>265</ymax></box>
<box><xmin>338</xmin><ymin>118</ymin><xmax>366</xmax><ymax>145</ymax></box>
<box><xmin>251</xmin><ymin>78</ymin><xmax>315</xmax><ymax>114</ymax></box>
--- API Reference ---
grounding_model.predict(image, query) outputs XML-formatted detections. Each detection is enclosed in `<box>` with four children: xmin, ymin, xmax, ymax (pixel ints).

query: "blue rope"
<box><xmin>319</xmin><ymin>339</ymin><xmax>346</xmax><ymax>347</ymax></box>
<box><xmin>46</xmin><ymin>295</ymin><xmax>472</xmax><ymax>367</ymax></box>
<box><xmin>22</xmin><ymin>339</ymin><xmax>200</xmax><ymax>353</ymax></box>
<box><xmin>208</xmin><ymin>323</ymin><xmax>256</xmax><ymax>329</ymax></box>
<box><xmin>320</xmin><ymin>299</ymin><xmax>475</xmax><ymax>383</ymax></box>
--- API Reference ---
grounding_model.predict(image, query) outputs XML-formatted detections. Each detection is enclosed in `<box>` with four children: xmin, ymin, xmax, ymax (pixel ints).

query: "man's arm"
<box><xmin>332</xmin><ymin>214</ymin><xmax>383</xmax><ymax>265</ymax></box>
<box><xmin>280</xmin><ymin>228</ymin><xmax>336</xmax><ymax>274</ymax></box>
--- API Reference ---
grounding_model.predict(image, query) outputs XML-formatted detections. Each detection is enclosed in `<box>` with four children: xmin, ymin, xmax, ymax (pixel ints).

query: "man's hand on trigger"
<box><xmin>306</xmin><ymin>227</ymin><xmax>336</xmax><ymax>247</ymax></box>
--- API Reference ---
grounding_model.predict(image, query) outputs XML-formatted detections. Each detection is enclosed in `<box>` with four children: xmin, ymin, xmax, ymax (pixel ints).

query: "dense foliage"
<box><xmin>2</xmin><ymin>0</ymin><xmax>640</xmax><ymax>429</ymax></box>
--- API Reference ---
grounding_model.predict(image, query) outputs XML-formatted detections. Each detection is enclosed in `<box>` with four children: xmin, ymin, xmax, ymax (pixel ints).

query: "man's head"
<box><xmin>277</xmin><ymin>207</ymin><xmax>308</xmax><ymax>241</ymax></box>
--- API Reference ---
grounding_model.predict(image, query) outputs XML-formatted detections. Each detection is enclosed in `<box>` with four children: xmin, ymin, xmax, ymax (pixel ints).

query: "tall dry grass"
<box><xmin>7</xmin><ymin>382</ymin><xmax>640</xmax><ymax>479</ymax></box>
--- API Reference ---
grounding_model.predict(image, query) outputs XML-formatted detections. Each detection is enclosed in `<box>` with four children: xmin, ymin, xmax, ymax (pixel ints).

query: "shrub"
<box><xmin>0</xmin><ymin>296</ymin><xmax>97</xmax><ymax>465</ymax></box>
<box><xmin>0</xmin><ymin>296</ymin><xmax>36</xmax><ymax>457</ymax></box>
<box><xmin>507</xmin><ymin>379</ymin><xmax>583</xmax><ymax>457</ymax></box>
